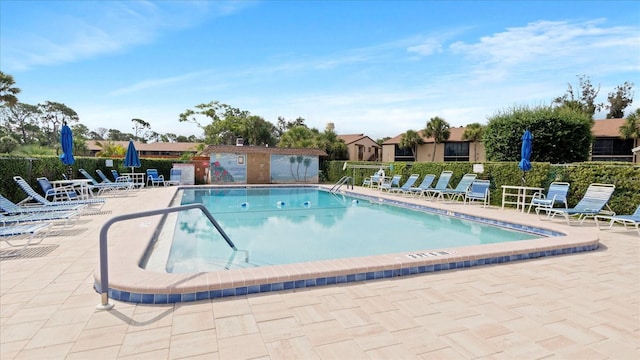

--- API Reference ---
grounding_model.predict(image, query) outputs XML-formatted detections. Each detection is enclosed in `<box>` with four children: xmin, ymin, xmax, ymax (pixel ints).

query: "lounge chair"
<box><xmin>36</xmin><ymin>177</ymin><xmax>79</xmax><ymax>202</ymax></box>
<box><xmin>421</xmin><ymin>171</ymin><xmax>453</xmax><ymax>199</ymax></box>
<box><xmin>1</xmin><ymin>209</ymin><xmax>81</xmax><ymax>229</ymax></box>
<box><xmin>527</xmin><ymin>182</ymin><xmax>570</xmax><ymax>213</ymax></box>
<box><xmin>380</xmin><ymin>175</ymin><xmax>402</xmax><ymax>192</ymax></box>
<box><xmin>0</xmin><ymin>222</ymin><xmax>50</xmax><ymax>258</ymax></box>
<box><xmin>595</xmin><ymin>204</ymin><xmax>640</xmax><ymax>236</ymax></box>
<box><xmin>96</xmin><ymin>169</ymin><xmax>139</xmax><ymax>190</ymax></box>
<box><xmin>79</xmin><ymin>169</ymin><xmax>132</xmax><ymax>195</ymax></box>
<box><xmin>407</xmin><ymin>174</ymin><xmax>435</xmax><ymax>197</ymax></box>
<box><xmin>464</xmin><ymin>180</ymin><xmax>491</xmax><ymax>207</ymax></box>
<box><xmin>146</xmin><ymin>169</ymin><xmax>165</xmax><ymax>187</ymax></box>
<box><xmin>165</xmin><ymin>168</ymin><xmax>182</xmax><ymax>186</ymax></box>
<box><xmin>13</xmin><ymin>176</ymin><xmax>106</xmax><ymax>212</ymax></box>
<box><xmin>0</xmin><ymin>194</ymin><xmax>86</xmax><ymax>214</ymax></box>
<box><xmin>362</xmin><ymin>169</ymin><xmax>385</xmax><ymax>188</ymax></box>
<box><xmin>388</xmin><ymin>174</ymin><xmax>420</xmax><ymax>195</ymax></box>
<box><xmin>541</xmin><ymin>183</ymin><xmax>616</xmax><ymax>225</ymax></box>
<box><xmin>430</xmin><ymin>173</ymin><xmax>477</xmax><ymax>202</ymax></box>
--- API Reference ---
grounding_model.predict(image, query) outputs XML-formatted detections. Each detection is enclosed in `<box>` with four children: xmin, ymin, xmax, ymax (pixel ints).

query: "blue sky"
<box><xmin>2</xmin><ymin>1</ymin><xmax>639</xmax><ymax>141</ymax></box>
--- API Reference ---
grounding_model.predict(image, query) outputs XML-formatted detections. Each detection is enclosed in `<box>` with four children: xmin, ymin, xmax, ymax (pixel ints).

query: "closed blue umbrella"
<box><xmin>518</xmin><ymin>129</ymin><xmax>533</xmax><ymax>185</ymax></box>
<box><xmin>124</xmin><ymin>140</ymin><xmax>141</xmax><ymax>173</ymax></box>
<box><xmin>60</xmin><ymin>123</ymin><xmax>75</xmax><ymax>178</ymax></box>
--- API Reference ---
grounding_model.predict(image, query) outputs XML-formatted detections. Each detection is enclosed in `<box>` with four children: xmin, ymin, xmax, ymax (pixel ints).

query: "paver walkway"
<box><xmin>1</xmin><ymin>186</ymin><xmax>638</xmax><ymax>359</ymax></box>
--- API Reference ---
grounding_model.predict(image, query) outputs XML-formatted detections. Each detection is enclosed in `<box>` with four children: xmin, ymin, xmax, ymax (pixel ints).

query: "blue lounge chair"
<box><xmin>96</xmin><ymin>169</ymin><xmax>138</xmax><ymax>190</ymax></box>
<box><xmin>380</xmin><ymin>175</ymin><xmax>402</xmax><ymax>192</ymax></box>
<box><xmin>595</xmin><ymin>204</ymin><xmax>640</xmax><ymax>236</ymax></box>
<box><xmin>0</xmin><ymin>194</ymin><xmax>86</xmax><ymax>214</ymax></box>
<box><xmin>408</xmin><ymin>174</ymin><xmax>435</xmax><ymax>197</ymax></box>
<box><xmin>0</xmin><ymin>222</ymin><xmax>51</xmax><ymax>258</ymax></box>
<box><xmin>464</xmin><ymin>180</ymin><xmax>491</xmax><ymax>207</ymax></box>
<box><xmin>146</xmin><ymin>169</ymin><xmax>165</xmax><ymax>187</ymax></box>
<box><xmin>1</xmin><ymin>209</ymin><xmax>81</xmax><ymax>229</ymax></box>
<box><xmin>13</xmin><ymin>176</ymin><xmax>106</xmax><ymax>212</ymax></box>
<box><xmin>541</xmin><ymin>183</ymin><xmax>616</xmax><ymax>225</ymax></box>
<box><xmin>421</xmin><ymin>171</ymin><xmax>453</xmax><ymax>199</ymax></box>
<box><xmin>430</xmin><ymin>173</ymin><xmax>477</xmax><ymax>202</ymax></box>
<box><xmin>527</xmin><ymin>182</ymin><xmax>570</xmax><ymax>213</ymax></box>
<box><xmin>165</xmin><ymin>168</ymin><xmax>182</xmax><ymax>186</ymax></box>
<box><xmin>388</xmin><ymin>174</ymin><xmax>420</xmax><ymax>195</ymax></box>
<box><xmin>79</xmin><ymin>169</ymin><xmax>132</xmax><ymax>195</ymax></box>
<box><xmin>37</xmin><ymin>177</ymin><xmax>80</xmax><ymax>202</ymax></box>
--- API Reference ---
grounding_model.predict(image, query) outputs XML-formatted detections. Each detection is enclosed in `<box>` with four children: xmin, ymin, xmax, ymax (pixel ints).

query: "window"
<box><xmin>444</xmin><ymin>142</ymin><xmax>469</xmax><ymax>162</ymax></box>
<box><xmin>394</xmin><ymin>145</ymin><xmax>414</xmax><ymax>161</ymax></box>
<box><xmin>592</xmin><ymin>138</ymin><xmax>634</xmax><ymax>161</ymax></box>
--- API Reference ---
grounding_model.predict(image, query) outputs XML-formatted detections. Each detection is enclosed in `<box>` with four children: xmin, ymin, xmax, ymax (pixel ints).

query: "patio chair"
<box><xmin>37</xmin><ymin>177</ymin><xmax>80</xmax><ymax>202</ymax></box>
<box><xmin>527</xmin><ymin>182</ymin><xmax>570</xmax><ymax>214</ymax></box>
<box><xmin>407</xmin><ymin>174</ymin><xmax>435</xmax><ymax>197</ymax></box>
<box><xmin>13</xmin><ymin>176</ymin><xmax>106</xmax><ymax>212</ymax></box>
<box><xmin>362</xmin><ymin>169</ymin><xmax>385</xmax><ymax>188</ymax></box>
<box><xmin>464</xmin><ymin>180</ymin><xmax>491</xmax><ymax>207</ymax></box>
<box><xmin>0</xmin><ymin>194</ymin><xmax>86</xmax><ymax>214</ymax></box>
<box><xmin>379</xmin><ymin>175</ymin><xmax>402</xmax><ymax>192</ymax></box>
<box><xmin>146</xmin><ymin>169</ymin><xmax>165</xmax><ymax>187</ymax></box>
<box><xmin>420</xmin><ymin>171</ymin><xmax>454</xmax><ymax>199</ymax></box>
<box><xmin>430</xmin><ymin>173</ymin><xmax>477</xmax><ymax>202</ymax></box>
<box><xmin>595</xmin><ymin>204</ymin><xmax>640</xmax><ymax>236</ymax></box>
<box><xmin>1</xmin><ymin>209</ymin><xmax>81</xmax><ymax>229</ymax></box>
<box><xmin>541</xmin><ymin>183</ymin><xmax>616</xmax><ymax>225</ymax></box>
<box><xmin>388</xmin><ymin>174</ymin><xmax>420</xmax><ymax>195</ymax></box>
<box><xmin>165</xmin><ymin>168</ymin><xmax>182</xmax><ymax>186</ymax></box>
<box><xmin>96</xmin><ymin>169</ymin><xmax>138</xmax><ymax>190</ymax></box>
<box><xmin>79</xmin><ymin>169</ymin><xmax>131</xmax><ymax>195</ymax></box>
<box><xmin>0</xmin><ymin>222</ymin><xmax>51</xmax><ymax>258</ymax></box>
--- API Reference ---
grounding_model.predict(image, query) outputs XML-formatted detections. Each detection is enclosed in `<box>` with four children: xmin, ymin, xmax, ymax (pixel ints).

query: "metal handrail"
<box><xmin>330</xmin><ymin>176</ymin><xmax>353</xmax><ymax>192</ymax></box>
<box><xmin>97</xmin><ymin>203</ymin><xmax>236</xmax><ymax>310</ymax></box>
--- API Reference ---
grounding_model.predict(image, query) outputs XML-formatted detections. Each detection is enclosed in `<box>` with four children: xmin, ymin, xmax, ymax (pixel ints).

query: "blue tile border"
<box><xmin>96</xmin><ymin>243</ymin><xmax>598</xmax><ymax>304</ymax></box>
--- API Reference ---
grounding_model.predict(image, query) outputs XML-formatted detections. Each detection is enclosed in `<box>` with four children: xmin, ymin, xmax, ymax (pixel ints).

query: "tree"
<box><xmin>107</xmin><ymin>128</ymin><xmax>135</xmax><ymax>141</ymax></box>
<box><xmin>619</xmin><ymin>108</ymin><xmax>640</xmax><ymax>140</ymax></box>
<box><xmin>278</xmin><ymin>126</ymin><xmax>316</xmax><ymax>148</ymax></box>
<box><xmin>0</xmin><ymin>102</ymin><xmax>41</xmax><ymax>144</ymax></box>
<box><xmin>462</xmin><ymin>123</ymin><xmax>485</xmax><ymax>161</ymax></box>
<box><xmin>37</xmin><ymin>101</ymin><xmax>79</xmax><ymax>147</ymax></box>
<box><xmin>484</xmin><ymin>105</ymin><xmax>593</xmax><ymax>163</ymax></box>
<box><xmin>399</xmin><ymin>129</ymin><xmax>424</xmax><ymax>161</ymax></box>
<box><xmin>95</xmin><ymin>141</ymin><xmax>126</xmax><ymax>157</ymax></box>
<box><xmin>132</xmin><ymin>118</ymin><xmax>151</xmax><ymax>140</ymax></box>
<box><xmin>0</xmin><ymin>71</ymin><xmax>21</xmax><ymax>107</ymax></box>
<box><xmin>315</xmin><ymin>128</ymin><xmax>348</xmax><ymax>160</ymax></box>
<box><xmin>423</xmin><ymin>116</ymin><xmax>451</xmax><ymax>161</ymax></box>
<box><xmin>606</xmin><ymin>81</ymin><xmax>634</xmax><ymax>119</ymax></box>
<box><xmin>553</xmin><ymin>75</ymin><xmax>603</xmax><ymax>118</ymax></box>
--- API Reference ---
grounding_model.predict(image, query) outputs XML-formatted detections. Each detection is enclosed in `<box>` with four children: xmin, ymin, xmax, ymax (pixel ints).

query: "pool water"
<box><xmin>153</xmin><ymin>187</ymin><xmax>539</xmax><ymax>273</ymax></box>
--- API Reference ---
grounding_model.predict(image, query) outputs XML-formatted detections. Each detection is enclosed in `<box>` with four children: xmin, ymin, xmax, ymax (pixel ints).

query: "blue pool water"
<box><xmin>153</xmin><ymin>187</ymin><xmax>540</xmax><ymax>273</ymax></box>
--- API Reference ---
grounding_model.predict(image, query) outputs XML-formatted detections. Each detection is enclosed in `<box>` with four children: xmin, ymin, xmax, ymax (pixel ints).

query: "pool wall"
<box><xmin>94</xmin><ymin>185</ymin><xmax>600</xmax><ymax>304</ymax></box>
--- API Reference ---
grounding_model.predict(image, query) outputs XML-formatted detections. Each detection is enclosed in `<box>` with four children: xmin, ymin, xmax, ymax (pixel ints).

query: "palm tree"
<box><xmin>462</xmin><ymin>123</ymin><xmax>485</xmax><ymax>161</ymax></box>
<box><xmin>0</xmin><ymin>71</ymin><xmax>21</xmax><ymax>107</ymax></box>
<box><xmin>399</xmin><ymin>129</ymin><xmax>424</xmax><ymax>161</ymax></box>
<box><xmin>423</xmin><ymin>116</ymin><xmax>451</xmax><ymax>161</ymax></box>
<box><xmin>620</xmin><ymin>108</ymin><xmax>640</xmax><ymax>140</ymax></box>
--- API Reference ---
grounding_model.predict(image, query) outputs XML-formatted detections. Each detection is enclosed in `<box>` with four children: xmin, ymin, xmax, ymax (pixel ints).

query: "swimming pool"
<box><xmin>95</xmin><ymin>185</ymin><xmax>600</xmax><ymax>304</ymax></box>
<box><xmin>149</xmin><ymin>187</ymin><xmax>539</xmax><ymax>273</ymax></box>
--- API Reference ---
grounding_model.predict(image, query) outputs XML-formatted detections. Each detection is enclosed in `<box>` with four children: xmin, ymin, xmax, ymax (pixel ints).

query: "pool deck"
<box><xmin>1</xmin><ymin>185</ymin><xmax>638</xmax><ymax>359</ymax></box>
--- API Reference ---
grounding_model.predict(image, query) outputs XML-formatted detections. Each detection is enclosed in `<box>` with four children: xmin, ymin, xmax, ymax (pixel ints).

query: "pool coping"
<box><xmin>94</xmin><ymin>184</ymin><xmax>600</xmax><ymax>304</ymax></box>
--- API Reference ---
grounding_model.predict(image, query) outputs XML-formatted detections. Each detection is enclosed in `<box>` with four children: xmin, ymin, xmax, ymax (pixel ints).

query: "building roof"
<box><xmin>201</xmin><ymin>145</ymin><xmax>327</xmax><ymax>157</ymax></box>
<box><xmin>338</xmin><ymin>134</ymin><xmax>381</xmax><ymax>147</ymax></box>
<box><xmin>592</xmin><ymin>118</ymin><xmax>626</xmax><ymax>137</ymax></box>
<box><xmin>86</xmin><ymin>140</ymin><xmax>202</xmax><ymax>152</ymax></box>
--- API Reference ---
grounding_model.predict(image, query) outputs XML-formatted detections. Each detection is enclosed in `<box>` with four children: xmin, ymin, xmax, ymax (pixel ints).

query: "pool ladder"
<box><xmin>96</xmin><ymin>203</ymin><xmax>243</xmax><ymax>310</ymax></box>
<box><xmin>330</xmin><ymin>176</ymin><xmax>353</xmax><ymax>193</ymax></box>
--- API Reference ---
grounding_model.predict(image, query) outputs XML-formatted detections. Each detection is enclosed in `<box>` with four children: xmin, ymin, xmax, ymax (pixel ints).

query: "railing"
<box><xmin>97</xmin><ymin>203</ymin><xmax>236</xmax><ymax>310</ymax></box>
<box><xmin>330</xmin><ymin>176</ymin><xmax>353</xmax><ymax>193</ymax></box>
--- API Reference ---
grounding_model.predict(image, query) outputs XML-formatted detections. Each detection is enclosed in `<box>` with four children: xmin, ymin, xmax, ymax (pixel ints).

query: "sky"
<box><xmin>1</xmin><ymin>1</ymin><xmax>639</xmax><ymax>141</ymax></box>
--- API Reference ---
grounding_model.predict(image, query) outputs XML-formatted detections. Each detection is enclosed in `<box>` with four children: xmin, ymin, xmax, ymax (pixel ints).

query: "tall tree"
<box><xmin>0</xmin><ymin>71</ymin><xmax>21</xmax><ymax>107</ymax></box>
<box><xmin>0</xmin><ymin>103</ymin><xmax>41</xmax><ymax>144</ymax></box>
<box><xmin>37</xmin><ymin>101</ymin><xmax>79</xmax><ymax>147</ymax></box>
<box><xmin>278</xmin><ymin>126</ymin><xmax>316</xmax><ymax>148</ymax></box>
<box><xmin>619</xmin><ymin>108</ymin><xmax>640</xmax><ymax>141</ymax></box>
<box><xmin>423</xmin><ymin>116</ymin><xmax>451</xmax><ymax>161</ymax></box>
<box><xmin>553</xmin><ymin>75</ymin><xmax>603</xmax><ymax>118</ymax></box>
<box><xmin>606</xmin><ymin>81</ymin><xmax>634</xmax><ymax>119</ymax></box>
<box><xmin>131</xmin><ymin>118</ymin><xmax>151</xmax><ymax>140</ymax></box>
<box><xmin>462</xmin><ymin>123</ymin><xmax>485</xmax><ymax>161</ymax></box>
<box><xmin>399</xmin><ymin>129</ymin><xmax>424</xmax><ymax>161</ymax></box>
